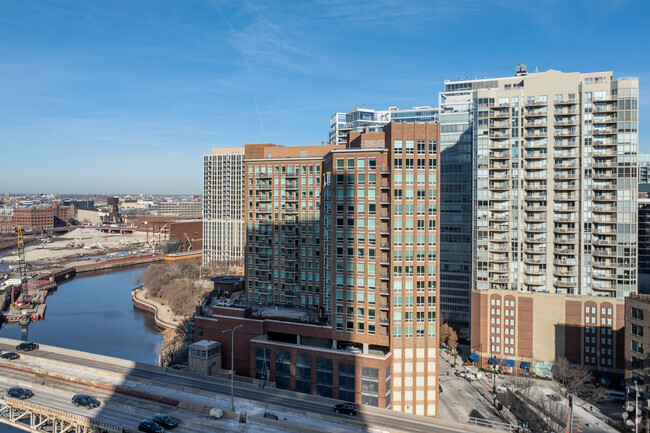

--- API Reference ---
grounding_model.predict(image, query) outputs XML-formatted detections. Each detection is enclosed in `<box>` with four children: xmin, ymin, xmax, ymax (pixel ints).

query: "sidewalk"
<box><xmin>132</xmin><ymin>287</ymin><xmax>187</xmax><ymax>330</ymax></box>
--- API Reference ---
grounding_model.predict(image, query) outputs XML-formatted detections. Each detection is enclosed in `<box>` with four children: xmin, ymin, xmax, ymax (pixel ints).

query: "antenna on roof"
<box><xmin>535</xmin><ymin>66</ymin><xmax>539</xmax><ymax>73</ymax></box>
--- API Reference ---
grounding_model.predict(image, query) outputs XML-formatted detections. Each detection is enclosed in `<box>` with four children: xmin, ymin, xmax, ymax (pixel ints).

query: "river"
<box><xmin>0</xmin><ymin>266</ymin><xmax>163</xmax><ymax>432</ymax></box>
<box><xmin>1</xmin><ymin>266</ymin><xmax>163</xmax><ymax>363</ymax></box>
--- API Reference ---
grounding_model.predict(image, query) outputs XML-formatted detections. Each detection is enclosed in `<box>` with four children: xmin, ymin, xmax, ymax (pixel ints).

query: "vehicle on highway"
<box><xmin>16</xmin><ymin>342</ymin><xmax>39</xmax><ymax>351</ymax></box>
<box><xmin>72</xmin><ymin>394</ymin><xmax>101</xmax><ymax>408</ymax></box>
<box><xmin>333</xmin><ymin>403</ymin><xmax>359</xmax><ymax>415</ymax></box>
<box><xmin>153</xmin><ymin>413</ymin><xmax>178</xmax><ymax>428</ymax></box>
<box><xmin>138</xmin><ymin>420</ymin><xmax>164</xmax><ymax>433</ymax></box>
<box><xmin>1</xmin><ymin>352</ymin><xmax>20</xmax><ymax>360</ymax></box>
<box><xmin>7</xmin><ymin>387</ymin><xmax>34</xmax><ymax>400</ymax></box>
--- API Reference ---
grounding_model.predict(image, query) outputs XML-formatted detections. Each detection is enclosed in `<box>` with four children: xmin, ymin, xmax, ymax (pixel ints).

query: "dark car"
<box><xmin>334</xmin><ymin>403</ymin><xmax>359</xmax><ymax>416</ymax></box>
<box><xmin>16</xmin><ymin>342</ymin><xmax>39</xmax><ymax>351</ymax></box>
<box><xmin>1</xmin><ymin>352</ymin><xmax>20</xmax><ymax>360</ymax></box>
<box><xmin>7</xmin><ymin>387</ymin><xmax>33</xmax><ymax>400</ymax></box>
<box><xmin>138</xmin><ymin>420</ymin><xmax>164</xmax><ymax>433</ymax></box>
<box><xmin>72</xmin><ymin>394</ymin><xmax>100</xmax><ymax>409</ymax></box>
<box><xmin>153</xmin><ymin>414</ymin><xmax>178</xmax><ymax>428</ymax></box>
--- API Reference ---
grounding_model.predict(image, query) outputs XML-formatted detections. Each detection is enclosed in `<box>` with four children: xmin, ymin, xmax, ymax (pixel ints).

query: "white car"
<box><xmin>496</xmin><ymin>384</ymin><xmax>507</xmax><ymax>392</ymax></box>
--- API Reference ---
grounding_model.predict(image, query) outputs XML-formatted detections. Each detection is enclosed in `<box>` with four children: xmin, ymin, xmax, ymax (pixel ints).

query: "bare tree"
<box><xmin>551</xmin><ymin>357</ymin><xmax>606</xmax><ymax>406</ymax></box>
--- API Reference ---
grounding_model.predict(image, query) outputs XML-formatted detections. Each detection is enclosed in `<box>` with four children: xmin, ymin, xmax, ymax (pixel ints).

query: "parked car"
<box><xmin>138</xmin><ymin>420</ymin><xmax>164</xmax><ymax>433</ymax></box>
<box><xmin>7</xmin><ymin>387</ymin><xmax>33</xmax><ymax>400</ymax></box>
<box><xmin>1</xmin><ymin>352</ymin><xmax>20</xmax><ymax>360</ymax></box>
<box><xmin>72</xmin><ymin>394</ymin><xmax>101</xmax><ymax>408</ymax></box>
<box><xmin>153</xmin><ymin>413</ymin><xmax>178</xmax><ymax>428</ymax></box>
<box><xmin>334</xmin><ymin>403</ymin><xmax>359</xmax><ymax>415</ymax></box>
<box><xmin>439</xmin><ymin>385</ymin><xmax>443</xmax><ymax>393</ymax></box>
<box><xmin>496</xmin><ymin>384</ymin><xmax>507</xmax><ymax>392</ymax></box>
<box><xmin>16</xmin><ymin>342</ymin><xmax>38</xmax><ymax>351</ymax></box>
<box><xmin>344</xmin><ymin>346</ymin><xmax>361</xmax><ymax>354</ymax></box>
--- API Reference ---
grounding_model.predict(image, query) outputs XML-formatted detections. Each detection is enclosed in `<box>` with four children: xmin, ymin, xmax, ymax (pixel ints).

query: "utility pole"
<box><xmin>222</xmin><ymin>325</ymin><xmax>243</xmax><ymax>412</ymax></box>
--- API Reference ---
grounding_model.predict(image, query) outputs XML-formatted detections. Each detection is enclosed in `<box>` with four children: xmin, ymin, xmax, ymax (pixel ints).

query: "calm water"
<box><xmin>0</xmin><ymin>266</ymin><xmax>163</xmax><ymax>432</ymax></box>
<box><xmin>0</xmin><ymin>266</ymin><xmax>162</xmax><ymax>363</ymax></box>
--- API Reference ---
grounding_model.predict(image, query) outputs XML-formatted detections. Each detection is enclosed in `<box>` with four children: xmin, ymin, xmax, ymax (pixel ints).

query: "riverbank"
<box><xmin>71</xmin><ymin>253</ymin><xmax>164</xmax><ymax>274</ymax></box>
<box><xmin>131</xmin><ymin>287</ymin><xmax>188</xmax><ymax>331</ymax></box>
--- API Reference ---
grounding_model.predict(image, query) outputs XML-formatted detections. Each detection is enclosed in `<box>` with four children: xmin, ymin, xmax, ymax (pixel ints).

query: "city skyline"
<box><xmin>1</xmin><ymin>0</ymin><xmax>648</xmax><ymax>194</ymax></box>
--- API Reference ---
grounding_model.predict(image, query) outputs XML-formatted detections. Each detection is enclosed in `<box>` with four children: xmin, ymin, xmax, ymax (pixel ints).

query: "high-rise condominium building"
<box><xmin>202</xmin><ymin>147</ymin><xmax>245</xmax><ymax>265</ymax></box>
<box><xmin>639</xmin><ymin>153</ymin><xmax>650</xmax><ymax>184</ymax></box>
<box><xmin>467</xmin><ymin>68</ymin><xmax>638</xmax><ymax>382</ymax></box>
<box><xmin>242</xmin><ymin>123</ymin><xmax>440</xmax><ymax>416</ymax></box>
<box><xmin>329</xmin><ymin>106</ymin><xmax>438</xmax><ymax>146</ymax></box>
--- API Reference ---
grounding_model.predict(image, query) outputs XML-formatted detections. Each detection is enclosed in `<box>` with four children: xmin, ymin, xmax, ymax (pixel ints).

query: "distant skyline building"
<box><xmin>329</xmin><ymin>106</ymin><xmax>438</xmax><ymax>146</ymax></box>
<box><xmin>202</xmin><ymin>147</ymin><xmax>245</xmax><ymax>265</ymax></box>
<box><xmin>156</xmin><ymin>201</ymin><xmax>202</xmax><ymax>218</ymax></box>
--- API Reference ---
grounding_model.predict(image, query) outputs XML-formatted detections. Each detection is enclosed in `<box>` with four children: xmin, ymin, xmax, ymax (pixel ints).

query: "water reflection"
<box><xmin>0</xmin><ymin>266</ymin><xmax>163</xmax><ymax>364</ymax></box>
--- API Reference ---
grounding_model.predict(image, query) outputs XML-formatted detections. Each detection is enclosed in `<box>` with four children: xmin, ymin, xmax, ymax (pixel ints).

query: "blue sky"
<box><xmin>0</xmin><ymin>0</ymin><xmax>648</xmax><ymax>194</ymax></box>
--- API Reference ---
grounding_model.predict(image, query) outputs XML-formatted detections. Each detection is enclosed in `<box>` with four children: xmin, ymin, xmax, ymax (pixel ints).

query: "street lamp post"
<box><xmin>222</xmin><ymin>324</ymin><xmax>243</xmax><ymax>412</ymax></box>
<box><xmin>635</xmin><ymin>380</ymin><xmax>639</xmax><ymax>433</ymax></box>
<box><xmin>490</xmin><ymin>337</ymin><xmax>496</xmax><ymax>406</ymax></box>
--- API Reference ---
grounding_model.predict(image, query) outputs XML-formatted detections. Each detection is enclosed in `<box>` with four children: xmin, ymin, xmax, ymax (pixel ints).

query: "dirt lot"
<box><xmin>0</xmin><ymin>228</ymin><xmax>150</xmax><ymax>264</ymax></box>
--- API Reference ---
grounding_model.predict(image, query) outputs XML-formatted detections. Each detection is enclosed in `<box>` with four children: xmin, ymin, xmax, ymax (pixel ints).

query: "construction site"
<box><xmin>0</xmin><ymin>219</ymin><xmax>201</xmax><ymax>332</ymax></box>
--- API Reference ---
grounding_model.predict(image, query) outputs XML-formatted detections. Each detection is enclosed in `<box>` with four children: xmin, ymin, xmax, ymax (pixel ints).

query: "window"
<box><xmin>338</xmin><ymin>363</ymin><xmax>356</xmax><ymax>402</ymax></box>
<box><xmin>632</xmin><ymin>324</ymin><xmax>644</xmax><ymax>337</ymax></box>
<box><xmin>633</xmin><ymin>307</ymin><xmax>644</xmax><ymax>320</ymax></box>
<box><xmin>632</xmin><ymin>340</ymin><xmax>644</xmax><ymax>354</ymax></box>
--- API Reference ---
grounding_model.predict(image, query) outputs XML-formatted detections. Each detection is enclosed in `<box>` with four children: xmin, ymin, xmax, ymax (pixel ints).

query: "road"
<box><xmin>0</xmin><ymin>340</ymin><xmax>490</xmax><ymax>433</ymax></box>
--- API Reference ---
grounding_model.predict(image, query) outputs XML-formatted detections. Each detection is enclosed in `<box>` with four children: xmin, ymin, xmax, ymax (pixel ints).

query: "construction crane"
<box><xmin>10</xmin><ymin>227</ymin><xmax>26</xmax><ymax>306</ymax></box>
<box><xmin>16</xmin><ymin>227</ymin><xmax>25</xmax><ymax>283</ymax></box>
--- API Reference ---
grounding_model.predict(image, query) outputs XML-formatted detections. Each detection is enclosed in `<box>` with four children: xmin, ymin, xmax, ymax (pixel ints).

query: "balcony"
<box><xmin>593</xmin><ymin>204</ymin><xmax>617</xmax><ymax>213</ymax></box>
<box><xmin>524</xmin><ymin>109</ymin><xmax>547</xmax><ymax>117</ymax></box>
<box><xmin>525</xmin><ymin>225</ymin><xmax>546</xmax><ymax>232</ymax></box>
<box><xmin>525</xmin><ymin>100</ymin><xmax>548</xmax><ymax>107</ymax></box>
<box><xmin>525</xmin><ymin>152</ymin><xmax>547</xmax><ymax>159</ymax></box>
<box><xmin>554</xmin><ymin>205</ymin><xmax>577</xmax><ymax>212</ymax></box>
<box><xmin>554</xmin><ymin>140</ymin><xmax>578</xmax><ymax>149</ymax></box>
<box><xmin>526</xmin><ymin>193</ymin><xmax>547</xmax><ymax>200</ymax></box>
<box><xmin>554</xmin><ymin>119</ymin><xmax>579</xmax><ymax>126</ymax></box>
<box><xmin>490</xmin><ymin>224</ymin><xmax>510</xmax><ymax>232</ymax></box>
<box><xmin>523</xmin><ymin>256</ymin><xmax>545</xmax><ymax>264</ymax></box>
<box><xmin>554</xmin><ymin>173</ymin><xmax>578</xmax><ymax>180</ymax></box>
<box><xmin>553</xmin><ymin>226</ymin><xmax>576</xmax><ymax>234</ymax></box>
<box><xmin>524</xmin><ymin>183</ymin><xmax>547</xmax><ymax>191</ymax></box>
<box><xmin>593</xmin><ymin>182</ymin><xmax>617</xmax><ymax>190</ymax></box>
<box><xmin>489</xmin><ymin>110</ymin><xmax>510</xmax><ymax>119</ymax></box>
<box><xmin>524</xmin><ymin>140</ymin><xmax>548</xmax><ymax>149</ymax></box>
<box><xmin>554</xmin><ymin>108</ymin><xmax>578</xmax><ymax>116</ymax></box>
<box><xmin>592</xmin><ymin>249</ymin><xmax>616</xmax><ymax>258</ymax></box>
<box><xmin>524</xmin><ymin>246</ymin><xmax>547</xmax><ymax>254</ymax></box>
<box><xmin>554</xmin><ymin>129</ymin><xmax>578</xmax><ymax>137</ymax></box>
<box><xmin>554</xmin><ymin>236</ymin><xmax>576</xmax><ymax>244</ymax></box>
<box><xmin>489</xmin><ymin>151</ymin><xmax>510</xmax><ymax>159</ymax></box>
<box><xmin>555</xmin><ymin>193</ymin><xmax>577</xmax><ymax>201</ymax></box>
<box><xmin>489</xmin><ymin>132</ymin><xmax>511</xmax><ymax>139</ymax></box>
<box><xmin>554</xmin><ymin>247</ymin><xmax>576</xmax><ymax>255</ymax></box>
<box><xmin>554</xmin><ymin>162</ymin><xmax>577</xmax><ymax>169</ymax></box>
<box><xmin>554</xmin><ymin>182</ymin><xmax>578</xmax><ymax>191</ymax></box>
<box><xmin>524</xmin><ymin>131</ymin><xmax>547</xmax><ymax>138</ymax></box>
<box><xmin>593</xmin><ymin>171</ymin><xmax>617</xmax><ymax>179</ymax></box>
<box><xmin>525</xmin><ymin>235</ymin><xmax>546</xmax><ymax>243</ymax></box>
<box><xmin>593</xmin><ymin>104</ymin><xmax>617</xmax><ymax>113</ymax></box>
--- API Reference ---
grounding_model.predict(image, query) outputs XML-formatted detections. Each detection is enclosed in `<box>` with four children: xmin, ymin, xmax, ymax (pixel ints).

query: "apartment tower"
<box><xmin>468</xmin><ymin>68</ymin><xmax>638</xmax><ymax>381</ymax></box>
<box><xmin>243</xmin><ymin>123</ymin><xmax>440</xmax><ymax>416</ymax></box>
<box><xmin>202</xmin><ymin>147</ymin><xmax>245</xmax><ymax>265</ymax></box>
